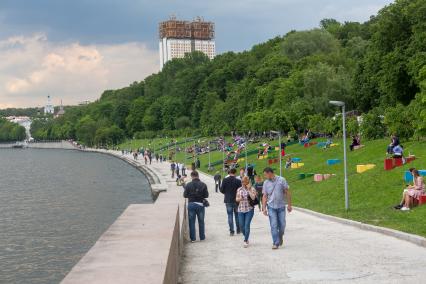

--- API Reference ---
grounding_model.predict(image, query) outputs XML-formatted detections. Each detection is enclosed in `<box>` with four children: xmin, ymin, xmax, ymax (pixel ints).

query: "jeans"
<box><xmin>188</xmin><ymin>202</ymin><xmax>205</xmax><ymax>241</ymax></box>
<box><xmin>238</xmin><ymin>209</ymin><xmax>254</xmax><ymax>242</ymax></box>
<box><xmin>267</xmin><ymin>206</ymin><xmax>286</xmax><ymax>246</ymax></box>
<box><xmin>225</xmin><ymin>203</ymin><xmax>240</xmax><ymax>234</ymax></box>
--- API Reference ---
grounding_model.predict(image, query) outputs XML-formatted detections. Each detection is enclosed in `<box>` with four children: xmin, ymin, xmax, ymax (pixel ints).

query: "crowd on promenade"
<box><xmin>183</xmin><ymin>166</ymin><xmax>292</xmax><ymax>250</ymax></box>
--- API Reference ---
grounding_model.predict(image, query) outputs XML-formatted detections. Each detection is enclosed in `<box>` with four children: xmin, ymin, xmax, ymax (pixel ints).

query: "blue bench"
<box><xmin>404</xmin><ymin>170</ymin><xmax>426</xmax><ymax>183</ymax></box>
<box><xmin>327</xmin><ymin>159</ymin><xmax>341</xmax><ymax>165</ymax></box>
<box><xmin>317</xmin><ymin>142</ymin><xmax>327</xmax><ymax>148</ymax></box>
<box><xmin>292</xmin><ymin>158</ymin><xmax>302</xmax><ymax>162</ymax></box>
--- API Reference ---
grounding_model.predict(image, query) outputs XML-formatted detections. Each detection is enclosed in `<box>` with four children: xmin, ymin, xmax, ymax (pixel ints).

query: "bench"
<box><xmin>327</xmin><ymin>159</ymin><xmax>341</xmax><ymax>165</ymax></box>
<box><xmin>357</xmin><ymin>164</ymin><xmax>376</xmax><ymax>173</ymax></box>
<box><xmin>404</xmin><ymin>170</ymin><xmax>426</xmax><ymax>183</ymax></box>
<box><xmin>353</xmin><ymin>145</ymin><xmax>365</xmax><ymax>150</ymax></box>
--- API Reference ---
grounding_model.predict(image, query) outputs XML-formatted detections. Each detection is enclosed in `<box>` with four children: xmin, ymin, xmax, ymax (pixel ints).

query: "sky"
<box><xmin>0</xmin><ymin>0</ymin><xmax>394</xmax><ymax>108</ymax></box>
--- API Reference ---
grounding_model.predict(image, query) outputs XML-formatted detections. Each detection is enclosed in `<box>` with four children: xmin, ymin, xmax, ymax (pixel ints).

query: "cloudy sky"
<box><xmin>0</xmin><ymin>0</ymin><xmax>393</xmax><ymax>108</ymax></box>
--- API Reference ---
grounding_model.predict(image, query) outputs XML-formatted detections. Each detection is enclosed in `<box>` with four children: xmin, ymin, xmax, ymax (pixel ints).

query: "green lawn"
<box><xmin>118</xmin><ymin>136</ymin><xmax>426</xmax><ymax>237</ymax></box>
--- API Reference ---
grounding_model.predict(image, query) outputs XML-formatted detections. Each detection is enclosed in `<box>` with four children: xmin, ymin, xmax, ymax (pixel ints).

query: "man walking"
<box><xmin>183</xmin><ymin>171</ymin><xmax>209</xmax><ymax>242</ymax></box>
<box><xmin>170</xmin><ymin>161</ymin><xmax>176</xmax><ymax>178</ymax></box>
<box><xmin>213</xmin><ymin>171</ymin><xmax>222</xmax><ymax>193</ymax></box>
<box><xmin>262</xmin><ymin>167</ymin><xmax>292</xmax><ymax>249</ymax></box>
<box><xmin>220</xmin><ymin>168</ymin><xmax>241</xmax><ymax>236</ymax></box>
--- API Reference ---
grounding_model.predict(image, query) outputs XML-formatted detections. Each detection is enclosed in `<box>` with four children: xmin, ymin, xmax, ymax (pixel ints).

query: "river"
<box><xmin>0</xmin><ymin>149</ymin><xmax>152</xmax><ymax>283</ymax></box>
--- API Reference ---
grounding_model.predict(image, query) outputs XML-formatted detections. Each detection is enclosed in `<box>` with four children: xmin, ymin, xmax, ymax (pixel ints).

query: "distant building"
<box><xmin>44</xmin><ymin>95</ymin><xmax>54</xmax><ymax>114</ymax></box>
<box><xmin>54</xmin><ymin>100</ymin><xmax>65</xmax><ymax>118</ymax></box>
<box><xmin>159</xmin><ymin>16</ymin><xmax>215</xmax><ymax>69</ymax></box>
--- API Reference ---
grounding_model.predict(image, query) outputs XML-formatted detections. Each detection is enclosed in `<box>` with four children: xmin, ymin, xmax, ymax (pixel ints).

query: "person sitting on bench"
<box><xmin>392</xmin><ymin>144</ymin><xmax>404</xmax><ymax>161</ymax></box>
<box><xmin>349</xmin><ymin>135</ymin><xmax>360</xmax><ymax>151</ymax></box>
<box><xmin>387</xmin><ymin>134</ymin><xmax>400</xmax><ymax>154</ymax></box>
<box><xmin>395</xmin><ymin>169</ymin><xmax>425</xmax><ymax>211</ymax></box>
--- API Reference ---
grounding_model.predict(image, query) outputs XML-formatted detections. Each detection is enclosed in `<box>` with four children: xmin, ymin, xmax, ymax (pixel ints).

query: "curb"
<box><xmin>295</xmin><ymin>207</ymin><xmax>426</xmax><ymax>248</ymax></box>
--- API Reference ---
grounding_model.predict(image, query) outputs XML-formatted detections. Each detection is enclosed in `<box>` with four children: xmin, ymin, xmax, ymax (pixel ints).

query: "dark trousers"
<box><xmin>225</xmin><ymin>203</ymin><xmax>240</xmax><ymax>234</ymax></box>
<box><xmin>188</xmin><ymin>203</ymin><xmax>205</xmax><ymax>241</ymax></box>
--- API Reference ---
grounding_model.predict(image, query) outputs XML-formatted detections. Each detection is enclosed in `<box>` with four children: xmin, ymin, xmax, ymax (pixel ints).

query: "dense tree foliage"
<box><xmin>0</xmin><ymin>119</ymin><xmax>26</xmax><ymax>142</ymax></box>
<box><xmin>30</xmin><ymin>0</ymin><xmax>426</xmax><ymax>145</ymax></box>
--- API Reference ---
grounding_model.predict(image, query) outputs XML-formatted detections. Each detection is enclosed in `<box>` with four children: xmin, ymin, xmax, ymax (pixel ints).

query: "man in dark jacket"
<box><xmin>213</xmin><ymin>172</ymin><xmax>222</xmax><ymax>193</ymax></box>
<box><xmin>183</xmin><ymin>171</ymin><xmax>209</xmax><ymax>242</ymax></box>
<box><xmin>220</xmin><ymin>168</ymin><xmax>241</xmax><ymax>236</ymax></box>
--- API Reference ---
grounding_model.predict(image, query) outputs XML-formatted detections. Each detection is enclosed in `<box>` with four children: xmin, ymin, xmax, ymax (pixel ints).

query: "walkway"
<box><xmin>174</xmin><ymin>169</ymin><xmax>426</xmax><ymax>283</ymax></box>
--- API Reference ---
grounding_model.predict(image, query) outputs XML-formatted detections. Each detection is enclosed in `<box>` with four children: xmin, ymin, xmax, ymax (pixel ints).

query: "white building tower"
<box><xmin>44</xmin><ymin>95</ymin><xmax>54</xmax><ymax>114</ymax></box>
<box><xmin>159</xmin><ymin>16</ymin><xmax>215</xmax><ymax>70</ymax></box>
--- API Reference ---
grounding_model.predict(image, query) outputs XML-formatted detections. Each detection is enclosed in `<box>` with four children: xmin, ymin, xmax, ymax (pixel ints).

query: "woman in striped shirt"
<box><xmin>236</xmin><ymin>176</ymin><xmax>257</xmax><ymax>248</ymax></box>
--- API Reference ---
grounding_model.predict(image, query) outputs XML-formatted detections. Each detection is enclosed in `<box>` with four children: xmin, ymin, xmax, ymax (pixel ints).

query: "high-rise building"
<box><xmin>159</xmin><ymin>16</ymin><xmax>215</xmax><ymax>69</ymax></box>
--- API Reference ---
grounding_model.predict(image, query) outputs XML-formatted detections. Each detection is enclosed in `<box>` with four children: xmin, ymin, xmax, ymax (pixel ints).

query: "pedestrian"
<box><xmin>262</xmin><ymin>167</ymin><xmax>292</xmax><ymax>249</ymax></box>
<box><xmin>175</xmin><ymin>162</ymin><xmax>180</xmax><ymax>177</ymax></box>
<box><xmin>181</xmin><ymin>163</ymin><xmax>186</xmax><ymax>176</ymax></box>
<box><xmin>196</xmin><ymin>157</ymin><xmax>201</xmax><ymax>169</ymax></box>
<box><xmin>254</xmin><ymin>175</ymin><xmax>264</xmax><ymax>212</ymax></box>
<box><xmin>238</xmin><ymin>168</ymin><xmax>245</xmax><ymax>180</ymax></box>
<box><xmin>183</xmin><ymin>171</ymin><xmax>209</xmax><ymax>242</ymax></box>
<box><xmin>213</xmin><ymin>171</ymin><xmax>222</xmax><ymax>193</ymax></box>
<box><xmin>148</xmin><ymin>151</ymin><xmax>152</xmax><ymax>164</ymax></box>
<box><xmin>171</xmin><ymin>161</ymin><xmax>176</xmax><ymax>178</ymax></box>
<box><xmin>236</xmin><ymin>176</ymin><xmax>257</xmax><ymax>248</ymax></box>
<box><xmin>220</xmin><ymin>168</ymin><xmax>241</xmax><ymax>236</ymax></box>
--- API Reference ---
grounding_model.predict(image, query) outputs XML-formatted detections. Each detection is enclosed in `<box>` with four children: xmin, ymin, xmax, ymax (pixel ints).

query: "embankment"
<box><xmin>61</xmin><ymin>149</ymin><xmax>187</xmax><ymax>284</ymax></box>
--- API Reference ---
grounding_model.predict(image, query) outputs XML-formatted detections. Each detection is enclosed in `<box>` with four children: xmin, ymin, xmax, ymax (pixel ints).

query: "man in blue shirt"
<box><xmin>262</xmin><ymin>167</ymin><xmax>292</xmax><ymax>249</ymax></box>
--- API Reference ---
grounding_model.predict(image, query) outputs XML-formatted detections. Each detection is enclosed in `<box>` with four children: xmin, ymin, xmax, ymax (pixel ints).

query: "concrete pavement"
<box><xmin>179</xmin><ymin>169</ymin><xmax>426</xmax><ymax>284</ymax></box>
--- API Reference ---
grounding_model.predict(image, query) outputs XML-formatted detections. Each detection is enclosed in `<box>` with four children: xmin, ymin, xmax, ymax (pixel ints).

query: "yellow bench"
<box><xmin>356</xmin><ymin>164</ymin><xmax>376</xmax><ymax>173</ymax></box>
<box><xmin>291</xmin><ymin>162</ymin><xmax>305</xmax><ymax>169</ymax></box>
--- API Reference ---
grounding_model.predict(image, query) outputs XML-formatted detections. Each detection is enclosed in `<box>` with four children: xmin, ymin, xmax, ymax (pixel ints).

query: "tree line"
<box><xmin>0</xmin><ymin>119</ymin><xmax>26</xmax><ymax>142</ymax></box>
<box><xmin>30</xmin><ymin>0</ymin><xmax>426</xmax><ymax>146</ymax></box>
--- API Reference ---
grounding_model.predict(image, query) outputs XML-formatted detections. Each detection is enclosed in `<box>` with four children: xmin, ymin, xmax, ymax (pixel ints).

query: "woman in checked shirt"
<box><xmin>236</xmin><ymin>176</ymin><xmax>257</xmax><ymax>248</ymax></box>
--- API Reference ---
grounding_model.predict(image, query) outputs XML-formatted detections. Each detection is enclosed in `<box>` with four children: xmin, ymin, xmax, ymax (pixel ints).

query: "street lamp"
<box><xmin>329</xmin><ymin>100</ymin><xmax>349</xmax><ymax>211</ymax></box>
<box><xmin>270</xmin><ymin>130</ymin><xmax>282</xmax><ymax>177</ymax></box>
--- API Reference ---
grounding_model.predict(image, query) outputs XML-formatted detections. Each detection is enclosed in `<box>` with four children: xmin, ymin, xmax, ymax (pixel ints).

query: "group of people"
<box><xmin>183</xmin><ymin>166</ymin><xmax>292</xmax><ymax>249</ymax></box>
<box><xmin>394</xmin><ymin>168</ymin><xmax>425</xmax><ymax>211</ymax></box>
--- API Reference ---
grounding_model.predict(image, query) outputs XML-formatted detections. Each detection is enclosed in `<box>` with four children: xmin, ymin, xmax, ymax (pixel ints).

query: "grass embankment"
<box><xmin>118</xmin><ymin>137</ymin><xmax>426</xmax><ymax>237</ymax></box>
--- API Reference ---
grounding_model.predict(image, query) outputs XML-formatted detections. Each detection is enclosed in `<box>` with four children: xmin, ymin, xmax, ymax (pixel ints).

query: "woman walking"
<box><xmin>236</xmin><ymin>176</ymin><xmax>257</xmax><ymax>248</ymax></box>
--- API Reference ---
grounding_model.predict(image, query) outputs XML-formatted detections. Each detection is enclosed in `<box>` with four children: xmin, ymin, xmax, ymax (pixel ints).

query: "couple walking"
<box><xmin>220</xmin><ymin>167</ymin><xmax>292</xmax><ymax>249</ymax></box>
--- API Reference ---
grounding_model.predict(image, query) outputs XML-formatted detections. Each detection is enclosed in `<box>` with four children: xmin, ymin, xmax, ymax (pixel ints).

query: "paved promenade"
<box><xmin>174</xmin><ymin>167</ymin><xmax>426</xmax><ymax>283</ymax></box>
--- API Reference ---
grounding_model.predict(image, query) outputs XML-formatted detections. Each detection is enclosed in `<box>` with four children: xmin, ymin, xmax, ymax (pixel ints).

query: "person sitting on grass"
<box><xmin>324</xmin><ymin>138</ymin><xmax>333</xmax><ymax>149</ymax></box>
<box><xmin>395</xmin><ymin>169</ymin><xmax>425</xmax><ymax>211</ymax></box>
<box><xmin>285</xmin><ymin>156</ymin><xmax>292</xmax><ymax>169</ymax></box>
<box><xmin>349</xmin><ymin>135</ymin><xmax>360</xmax><ymax>151</ymax></box>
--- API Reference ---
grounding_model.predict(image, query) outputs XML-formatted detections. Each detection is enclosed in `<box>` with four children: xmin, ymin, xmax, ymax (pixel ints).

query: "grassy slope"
<box><xmin>119</xmin><ymin>137</ymin><xmax>426</xmax><ymax>237</ymax></box>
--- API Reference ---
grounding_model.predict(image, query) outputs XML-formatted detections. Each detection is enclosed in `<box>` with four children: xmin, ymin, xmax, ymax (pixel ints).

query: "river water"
<box><xmin>0</xmin><ymin>149</ymin><xmax>152</xmax><ymax>283</ymax></box>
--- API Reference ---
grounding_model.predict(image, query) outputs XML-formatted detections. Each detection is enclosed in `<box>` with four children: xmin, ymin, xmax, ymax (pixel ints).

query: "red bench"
<box><xmin>418</xmin><ymin>195</ymin><xmax>426</xmax><ymax>206</ymax></box>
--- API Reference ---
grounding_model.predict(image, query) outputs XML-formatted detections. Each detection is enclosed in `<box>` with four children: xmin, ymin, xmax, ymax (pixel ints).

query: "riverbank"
<box><xmin>61</xmin><ymin>151</ymin><xmax>187</xmax><ymax>284</ymax></box>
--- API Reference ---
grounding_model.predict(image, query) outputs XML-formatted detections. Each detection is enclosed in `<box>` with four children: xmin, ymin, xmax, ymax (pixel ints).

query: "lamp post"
<box><xmin>329</xmin><ymin>100</ymin><xmax>349</xmax><ymax>211</ymax></box>
<box><xmin>244</xmin><ymin>134</ymin><xmax>248</xmax><ymax>171</ymax></box>
<box><xmin>208</xmin><ymin>139</ymin><xmax>211</xmax><ymax>171</ymax></box>
<box><xmin>270</xmin><ymin>130</ymin><xmax>282</xmax><ymax>177</ymax></box>
<box><xmin>222</xmin><ymin>136</ymin><xmax>226</xmax><ymax>177</ymax></box>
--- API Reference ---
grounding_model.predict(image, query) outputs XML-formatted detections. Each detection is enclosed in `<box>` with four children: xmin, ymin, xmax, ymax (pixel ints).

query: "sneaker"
<box><xmin>400</xmin><ymin>207</ymin><xmax>410</xmax><ymax>211</ymax></box>
<box><xmin>394</xmin><ymin>204</ymin><xmax>403</xmax><ymax>210</ymax></box>
<box><xmin>191</xmin><ymin>240</ymin><xmax>195</xmax><ymax>243</ymax></box>
<box><xmin>230</xmin><ymin>232</ymin><xmax>235</xmax><ymax>237</ymax></box>
<box><xmin>243</xmin><ymin>241</ymin><xmax>249</xmax><ymax>248</ymax></box>
<box><xmin>237</xmin><ymin>230</ymin><xmax>241</xmax><ymax>235</ymax></box>
<box><xmin>272</xmin><ymin>245</ymin><xmax>279</xmax><ymax>250</ymax></box>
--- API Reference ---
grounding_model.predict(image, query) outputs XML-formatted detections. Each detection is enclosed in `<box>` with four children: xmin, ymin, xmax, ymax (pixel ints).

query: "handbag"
<box><xmin>202</xmin><ymin>199</ymin><xmax>210</xmax><ymax>207</ymax></box>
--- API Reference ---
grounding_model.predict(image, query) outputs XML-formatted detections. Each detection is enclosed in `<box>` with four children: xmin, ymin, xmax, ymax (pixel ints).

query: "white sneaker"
<box><xmin>243</xmin><ymin>241</ymin><xmax>249</xmax><ymax>248</ymax></box>
<box><xmin>400</xmin><ymin>207</ymin><xmax>410</xmax><ymax>211</ymax></box>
